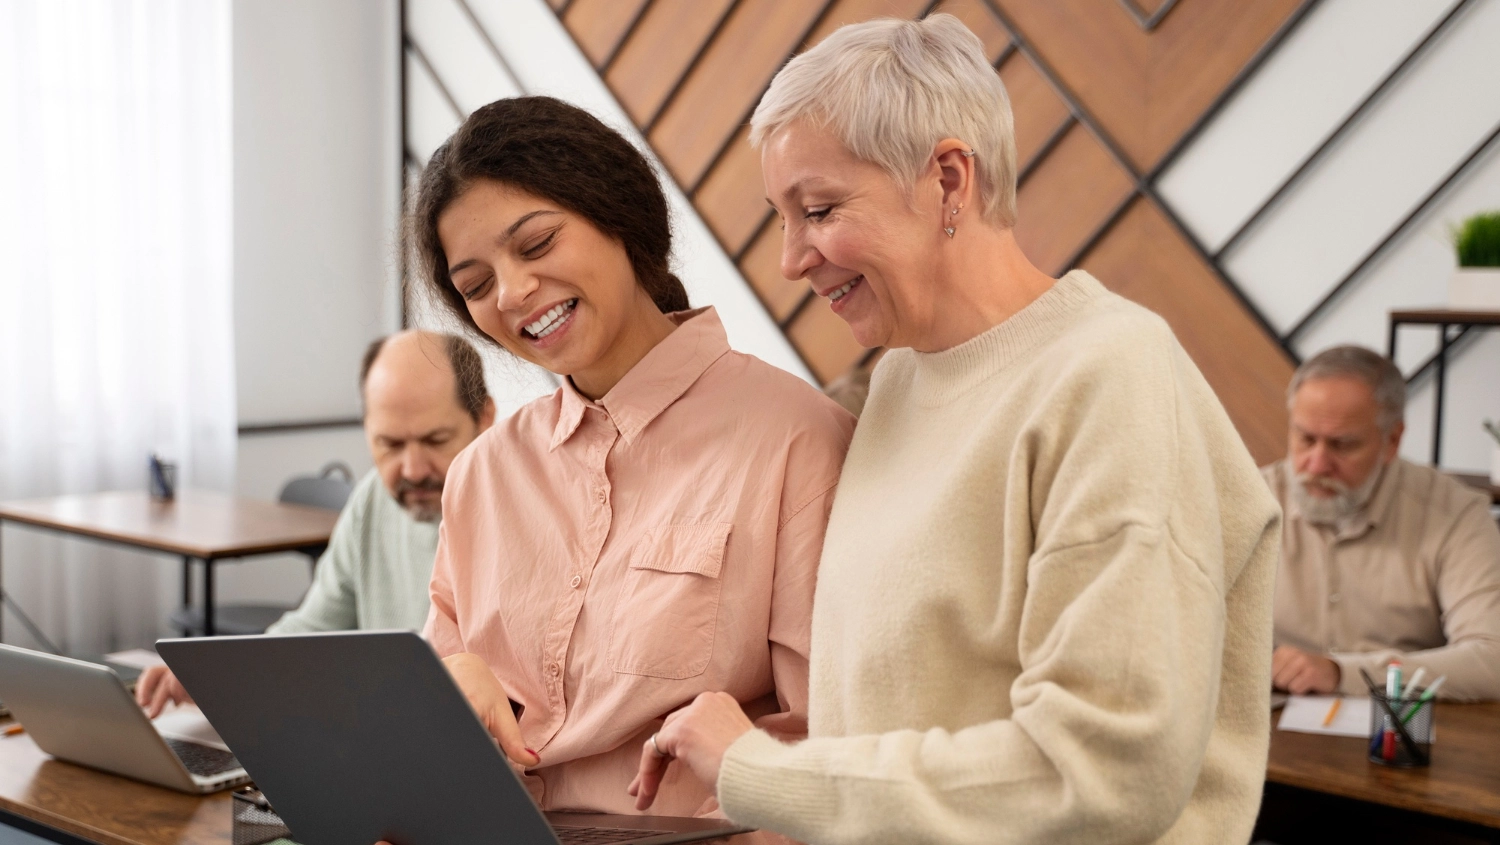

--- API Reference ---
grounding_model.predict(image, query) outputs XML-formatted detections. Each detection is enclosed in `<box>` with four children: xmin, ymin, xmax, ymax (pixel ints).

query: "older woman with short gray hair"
<box><xmin>631</xmin><ymin>15</ymin><xmax>1281</xmax><ymax>844</ymax></box>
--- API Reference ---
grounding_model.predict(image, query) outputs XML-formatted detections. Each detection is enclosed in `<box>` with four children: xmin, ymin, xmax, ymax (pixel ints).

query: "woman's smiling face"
<box><xmin>762</xmin><ymin>120</ymin><xmax>943</xmax><ymax>350</ymax></box>
<box><xmin>438</xmin><ymin>178</ymin><xmax>649</xmax><ymax>388</ymax></box>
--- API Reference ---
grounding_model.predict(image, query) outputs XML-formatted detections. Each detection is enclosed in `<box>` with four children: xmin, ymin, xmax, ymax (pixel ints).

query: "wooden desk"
<box><xmin>0</xmin><ymin>720</ymin><xmax>229</xmax><ymax>845</ymax></box>
<box><xmin>0</xmin><ymin>717</ymin><xmax>756</xmax><ymax>845</ymax></box>
<box><xmin>0</xmin><ymin>491</ymin><xmax>339</xmax><ymax>637</ymax></box>
<box><xmin>1266</xmin><ymin>702</ymin><xmax>1500</xmax><ymax>840</ymax></box>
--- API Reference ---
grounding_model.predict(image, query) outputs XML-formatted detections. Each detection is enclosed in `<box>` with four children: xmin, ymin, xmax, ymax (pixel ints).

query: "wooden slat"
<box><xmin>929</xmin><ymin>0</ymin><xmax>1009</xmax><ymax>62</ymax></box>
<box><xmin>563</xmin><ymin>0</ymin><xmax>650</xmax><ymax>69</ymax></box>
<box><xmin>998</xmin><ymin>52</ymin><xmax>1071</xmax><ymax>172</ymax></box>
<box><xmin>739</xmin><ymin>216</ymin><xmax>808</xmax><ymax>322</ymax></box>
<box><xmin>695</xmin><ymin>125</ymin><xmax>768</xmax><ymax>255</ymax></box>
<box><xmin>788</xmin><ymin>299</ymin><xmax>867</xmax><ymax>384</ymax></box>
<box><xmin>1080</xmin><ymin>197</ymin><xmax>1294</xmax><ymax>465</ymax></box>
<box><xmin>1012</xmin><ymin>122</ymin><xmax>1134</xmax><ymax>276</ymax></box>
<box><xmin>606</xmin><ymin>0</ymin><xmax>735</xmax><ymax>125</ymax></box>
<box><xmin>803</xmin><ymin>0</ymin><xmax>931</xmax><ymax>48</ymax></box>
<box><xmin>649</xmin><ymin>0</ymin><xmax>828</xmax><ymax>189</ymax></box>
<box><xmin>991</xmin><ymin>0</ymin><xmax>1303</xmax><ymax>172</ymax></box>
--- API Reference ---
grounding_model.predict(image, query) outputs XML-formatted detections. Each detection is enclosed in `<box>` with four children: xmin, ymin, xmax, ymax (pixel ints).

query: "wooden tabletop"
<box><xmin>0</xmin><ymin>491</ymin><xmax>339</xmax><ymax>560</ymax></box>
<box><xmin>1267</xmin><ymin>702</ymin><xmax>1500</xmax><ymax>830</ymax></box>
<box><xmin>1390</xmin><ymin>308</ymin><xmax>1500</xmax><ymax>325</ymax></box>
<box><xmin>0</xmin><ymin>721</ymin><xmax>230</xmax><ymax>845</ymax></box>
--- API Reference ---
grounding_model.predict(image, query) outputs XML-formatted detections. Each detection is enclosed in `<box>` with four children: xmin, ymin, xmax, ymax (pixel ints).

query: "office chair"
<box><xmin>170</xmin><ymin>463</ymin><xmax>356</xmax><ymax>636</ymax></box>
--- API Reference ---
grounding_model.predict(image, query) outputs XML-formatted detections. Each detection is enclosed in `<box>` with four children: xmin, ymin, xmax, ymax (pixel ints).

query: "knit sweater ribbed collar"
<box><xmin>901</xmin><ymin>269</ymin><xmax>1106</xmax><ymax>407</ymax></box>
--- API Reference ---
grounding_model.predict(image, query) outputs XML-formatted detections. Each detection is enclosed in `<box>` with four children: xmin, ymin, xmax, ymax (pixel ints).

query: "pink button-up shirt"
<box><xmin>426</xmin><ymin>307</ymin><xmax>854</xmax><ymax>817</ymax></box>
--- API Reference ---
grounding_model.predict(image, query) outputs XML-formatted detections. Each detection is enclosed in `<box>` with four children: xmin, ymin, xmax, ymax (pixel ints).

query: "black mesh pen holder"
<box><xmin>1367</xmin><ymin>691</ymin><xmax>1433</xmax><ymax>768</ymax></box>
<box><xmin>232</xmin><ymin>786</ymin><xmax>298</xmax><ymax>845</ymax></box>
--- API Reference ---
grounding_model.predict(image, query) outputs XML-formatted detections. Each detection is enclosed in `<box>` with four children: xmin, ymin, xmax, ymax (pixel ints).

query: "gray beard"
<box><xmin>1292</xmin><ymin>463</ymin><xmax>1385</xmax><ymax>526</ymax></box>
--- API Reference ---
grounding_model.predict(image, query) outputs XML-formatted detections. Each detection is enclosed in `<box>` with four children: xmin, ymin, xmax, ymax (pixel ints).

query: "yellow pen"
<box><xmin>1321</xmin><ymin>697</ymin><xmax>1342</xmax><ymax>727</ymax></box>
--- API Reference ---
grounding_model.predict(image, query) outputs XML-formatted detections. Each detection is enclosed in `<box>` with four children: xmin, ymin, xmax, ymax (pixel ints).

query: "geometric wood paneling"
<box><xmin>551</xmin><ymin>0</ymin><xmax>1312</xmax><ymax>463</ymax></box>
<box><xmin>1081</xmin><ymin>197</ymin><xmax>1294</xmax><ymax>463</ymax></box>
<box><xmin>994</xmin><ymin>0</ymin><xmax>1306</xmax><ymax>173</ymax></box>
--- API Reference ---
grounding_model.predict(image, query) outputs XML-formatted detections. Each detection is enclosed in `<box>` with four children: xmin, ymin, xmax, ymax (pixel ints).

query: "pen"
<box><xmin>1400</xmin><ymin>675</ymin><xmax>1446</xmax><ymax>724</ymax></box>
<box><xmin>1321</xmin><ymin>697</ymin><xmax>1342</xmax><ymax>727</ymax></box>
<box><xmin>1383</xmin><ymin>662</ymin><xmax>1402</xmax><ymax>761</ymax></box>
<box><xmin>2</xmin><ymin>724</ymin><xmax>23</xmax><ymax>737</ymax></box>
<box><xmin>1404</xmin><ymin>668</ymin><xmax>1428</xmax><ymax>701</ymax></box>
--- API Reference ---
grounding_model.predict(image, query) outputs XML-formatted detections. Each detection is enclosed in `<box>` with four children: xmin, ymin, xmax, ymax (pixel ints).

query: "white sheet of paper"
<box><xmin>1277</xmin><ymin>695</ymin><xmax>1372</xmax><ymax>737</ymax></box>
<box><xmin>104</xmin><ymin>647</ymin><xmax>165</xmax><ymax>669</ymax></box>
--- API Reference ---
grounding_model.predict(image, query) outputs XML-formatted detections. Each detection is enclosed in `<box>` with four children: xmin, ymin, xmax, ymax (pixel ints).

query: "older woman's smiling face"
<box><xmin>763</xmin><ymin>121</ymin><xmax>944</xmax><ymax>350</ymax></box>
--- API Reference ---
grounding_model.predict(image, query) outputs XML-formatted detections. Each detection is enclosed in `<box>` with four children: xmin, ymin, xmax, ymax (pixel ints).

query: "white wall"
<box><xmin>1159</xmin><ymin>0</ymin><xmax>1500</xmax><ymax>473</ymax></box>
<box><xmin>222</xmin><ymin>0</ymin><xmax>403</xmax><ymax>609</ymax></box>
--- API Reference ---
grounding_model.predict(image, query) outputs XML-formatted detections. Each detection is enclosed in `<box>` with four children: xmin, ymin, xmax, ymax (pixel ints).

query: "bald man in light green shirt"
<box><xmin>138</xmin><ymin>330</ymin><xmax>496</xmax><ymax>716</ymax></box>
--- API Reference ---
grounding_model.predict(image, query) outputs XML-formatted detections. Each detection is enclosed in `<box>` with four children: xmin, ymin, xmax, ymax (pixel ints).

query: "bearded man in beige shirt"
<box><xmin>1265</xmin><ymin>345</ymin><xmax>1500</xmax><ymax>701</ymax></box>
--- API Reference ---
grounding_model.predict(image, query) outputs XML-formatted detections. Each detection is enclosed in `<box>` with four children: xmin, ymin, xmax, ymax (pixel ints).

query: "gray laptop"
<box><xmin>0</xmin><ymin>644</ymin><xmax>250</xmax><ymax>794</ymax></box>
<box><xmin>156</xmin><ymin>630</ymin><xmax>752</xmax><ymax>845</ymax></box>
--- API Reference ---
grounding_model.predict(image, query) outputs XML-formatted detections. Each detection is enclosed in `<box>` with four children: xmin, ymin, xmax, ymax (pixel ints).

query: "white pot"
<box><xmin>1449</xmin><ymin>268</ymin><xmax>1500</xmax><ymax>311</ymax></box>
<box><xmin>1492</xmin><ymin>445</ymin><xmax>1500</xmax><ymax>486</ymax></box>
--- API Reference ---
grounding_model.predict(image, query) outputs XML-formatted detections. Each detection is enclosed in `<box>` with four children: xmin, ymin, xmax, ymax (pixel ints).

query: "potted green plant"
<box><xmin>1449</xmin><ymin>210</ymin><xmax>1500</xmax><ymax>310</ymax></box>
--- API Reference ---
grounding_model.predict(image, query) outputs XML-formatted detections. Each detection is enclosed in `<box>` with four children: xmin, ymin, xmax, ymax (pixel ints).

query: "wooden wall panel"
<box><xmin>1013</xmin><ymin>124</ymin><xmax>1134</xmax><ymax>276</ymax></box>
<box><xmin>648</xmin><ymin>1</ymin><xmax>828</xmax><ymax>188</ymax></box>
<box><xmin>694</xmin><ymin>125</ymin><xmax>767</xmax><ymax>256</ymax></box>
<box><xmin>551</xmin><ymin>0</ymin><xmax>1306</xmax><ymax>457</ymax></box>
<box><xmin>930</xmin><ymin>0</ymin><xmax>1010</xmax><ymax>62</ymax></box>
<box><xmin>1081</xmin><ymin>197</ymin><xmax>1293</xmax><ymax>463</ymax></box>
<box><xmin>563</xmin><ymin>0</ymin><xmax>650</xmax><ymax>68</ymax></box>
<box><xmin>991</xmin><ymin>0</ymin><xmax>1303</xmax><ymax>172</ymax></box>
<box><xmin>739</xmin><ymin>217</ymin><xmax>807</xmax><ymax>322</ymax></box>
<box><xmin>998</xmin><ymin>51</ymin><xmax>1071</xmax><ymax>171</ymax></box>
<box><xmin>606</xmin><ymin>0</ymin><xmax>734</xmax><ymax>125</ymax></box>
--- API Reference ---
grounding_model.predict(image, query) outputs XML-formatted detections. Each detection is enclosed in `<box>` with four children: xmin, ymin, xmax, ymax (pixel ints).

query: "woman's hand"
<box><xmin>134</xmin><ymin>665</ymin><xmax>193</xmax><ymax>719</ymax></box>
<box><xmin>441</xmin><ymin>652</ymin><xmax>540</xmax><ymax>767</ymax></box>
<box><xmin>628</xmin><ymin>691</ymin><xmax>754</xmax><ymax>811</ymax></box>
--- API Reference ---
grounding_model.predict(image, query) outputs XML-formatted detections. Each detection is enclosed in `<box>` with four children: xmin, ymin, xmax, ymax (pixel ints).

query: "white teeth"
<box><xmin>828</xmin><ymin>278</ymin><xmax>860</xmax><ymax>302</ymax></box>
<box><xmin>526</xmin><ymin>300</ymin><xmax>576</xmax><ymax>338</ymax></box>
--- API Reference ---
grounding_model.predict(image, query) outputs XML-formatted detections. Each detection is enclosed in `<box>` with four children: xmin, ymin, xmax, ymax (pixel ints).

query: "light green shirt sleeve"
<box><xmin>264</xmin><ymin>476</ymin><xmax>372</xmax><ymax>635</ymax></box>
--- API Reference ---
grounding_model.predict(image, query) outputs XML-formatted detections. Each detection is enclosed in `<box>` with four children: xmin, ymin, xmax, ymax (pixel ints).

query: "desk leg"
<box><xmin>202</xmin><ymin>560</ymin><xmax>215</xmax><ymax>637</ymax></box>
<box><xmin>1434</xmin><ymin>323</ymin><xmax>1450</xmax><ymax>466</ymax></box>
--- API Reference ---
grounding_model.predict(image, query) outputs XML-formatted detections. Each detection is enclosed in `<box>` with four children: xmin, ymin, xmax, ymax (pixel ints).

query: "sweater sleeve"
<box><xmin>1333</xmin><ymin>495</ymin><xmax>1500</xmax><ymax>701</ymax></box>
<box><xmin>717</xmin><ymin>318</ymin><xmax>1267</xmax><ymax>845</ymax></box>
<box><xmin>718</xmin><ymin>524</ymin><xmax>1225</xmax><ymax>845</ymax></box>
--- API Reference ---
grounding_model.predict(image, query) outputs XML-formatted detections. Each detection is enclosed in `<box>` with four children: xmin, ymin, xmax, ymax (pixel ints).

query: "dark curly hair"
<box><xmin>406</xmin><ymin>96</ymin><xmax>689</xmax><ymax>343</ymax></box>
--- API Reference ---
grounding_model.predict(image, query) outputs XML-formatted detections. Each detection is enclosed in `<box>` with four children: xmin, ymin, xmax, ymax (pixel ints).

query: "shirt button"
<box><xmin>1329</xmin><ymin>593</ymin><xmax>1342</xmax><ymax>603</ymax></box>
<box><xmin>549</xmin><ymin>663</ymin><xmax>560</xmax><ymax>675</ymax></box>
<box><xmin>596</xmin><ymin>489</ymin><xmax>606</xmax><ymax>504</ymax></box>
<box><xmin>570</xmin><ymin>575</ymin><xmax>582</xmax><ymax>589</ymax></box>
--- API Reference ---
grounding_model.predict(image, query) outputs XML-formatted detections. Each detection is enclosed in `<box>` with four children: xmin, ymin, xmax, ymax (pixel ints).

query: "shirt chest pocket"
<box><xmin>608</xmin><ymin>522</ymin><xmax>731</xmax><ymax>680</ymax></box>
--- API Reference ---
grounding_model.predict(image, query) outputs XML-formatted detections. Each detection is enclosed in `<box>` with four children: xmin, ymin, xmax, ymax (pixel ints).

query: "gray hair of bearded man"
<box><xmin>750</xmin><ymin>13</ymin><xmax>1019</xmax><ymax>228</ymax></box>
<box><xmin>1287</xmin><ymin>345</ymin><xmax>1406</xmax><ymax>434</ymax></box>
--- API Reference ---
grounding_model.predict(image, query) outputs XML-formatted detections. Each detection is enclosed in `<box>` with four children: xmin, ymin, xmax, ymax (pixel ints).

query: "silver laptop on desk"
<box><xmin>0</xmin><ymin>644</ymin><xmax>249</xmax><ymax>793</ymax></box>
<box><xmin>157</xmin><ymin>630</ymin><xmax>752</xmax><ymax>845</ymax></box>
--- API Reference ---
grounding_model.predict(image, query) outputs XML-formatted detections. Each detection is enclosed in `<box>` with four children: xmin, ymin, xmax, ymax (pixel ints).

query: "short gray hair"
<box><xmin>750</xmin><ymin>14</ymin><xmax>1018</xmax><ymax>227</ymax></box>
<box><xmin>1288</xmin><ymin>345</ymin><xmax>1406</xmax><ymax>432</ymax></box>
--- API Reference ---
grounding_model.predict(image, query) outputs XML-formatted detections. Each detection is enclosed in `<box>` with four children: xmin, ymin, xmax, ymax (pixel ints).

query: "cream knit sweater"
<box><xmin>717</xmin><ymin>271</ymin><xmax>1282</xmax><ymax>845</ymax></box>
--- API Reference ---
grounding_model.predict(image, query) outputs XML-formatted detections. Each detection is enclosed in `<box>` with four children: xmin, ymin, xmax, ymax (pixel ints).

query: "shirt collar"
<box><xmin>549</xmin><ymin>306</ymin><xmax>730</xmax><ymax>450</ymax></box>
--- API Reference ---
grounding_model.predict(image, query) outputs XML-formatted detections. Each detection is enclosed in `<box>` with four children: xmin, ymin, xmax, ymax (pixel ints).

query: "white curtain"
<box><xmin>0</xmin><ymin>0</ymin><xmax>236</xmax><ymax>654</ymax></box>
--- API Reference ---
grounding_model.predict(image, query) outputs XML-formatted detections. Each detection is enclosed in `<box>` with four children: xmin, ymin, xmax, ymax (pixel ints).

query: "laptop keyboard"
<box><xmin>552</xmin><ymin>826</ymin><xmax>670</xmax><ymax>844</ymax></box>
<box><xmin>164</xmin><ymin>737</ymin><xmax>242</xmax><ymax>778</ymax></box>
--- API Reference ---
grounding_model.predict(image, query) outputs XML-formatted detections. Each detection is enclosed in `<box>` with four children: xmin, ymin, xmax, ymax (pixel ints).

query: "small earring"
<box><xmin>944</xmin><ymin>226</ymin><xmax>956</xmax><ymax>238</ymax></box>
<box><xmin>951</xmin><ymin>208</ymin><xmax>958</xmax><ymax>215</ymax></box>
<box><xmin>960</xmin><ymin>149</ymin><xmax>976</xmax><ymax>158</ymax></box>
